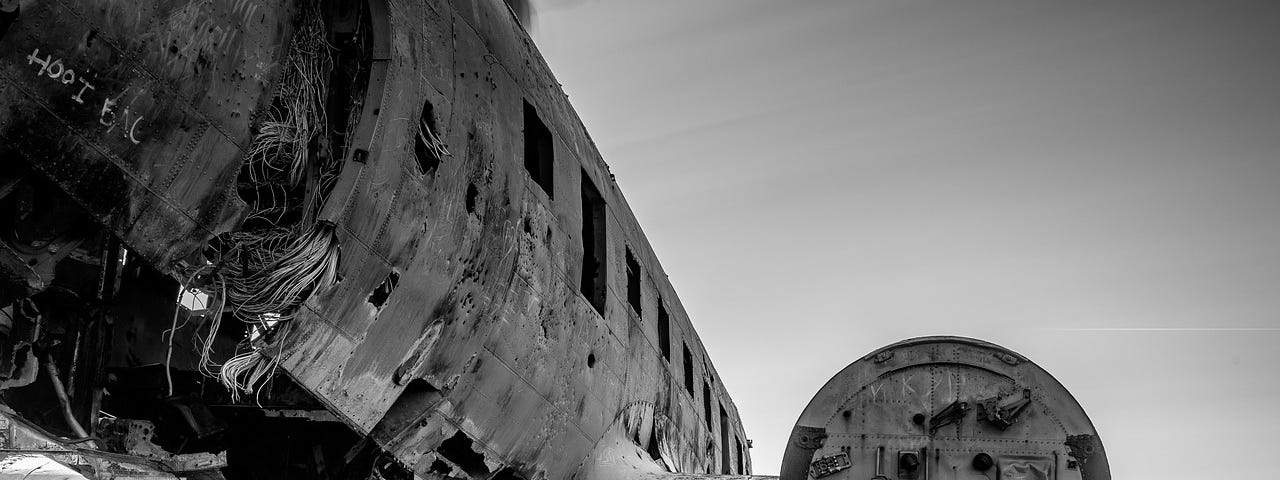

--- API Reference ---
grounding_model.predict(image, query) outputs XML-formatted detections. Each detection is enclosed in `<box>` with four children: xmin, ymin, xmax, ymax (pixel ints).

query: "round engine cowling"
<box><xmin>781</xmin><ymin>336</ymin><xmax>1109</xmax><ymax>480</ymax></box>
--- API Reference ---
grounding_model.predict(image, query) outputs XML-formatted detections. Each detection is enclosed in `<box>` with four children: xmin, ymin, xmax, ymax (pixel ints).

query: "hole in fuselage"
<box><xmin>367</xmin><ymin>271</ymin><xmax>400</xmax><ymax>309</ymax></box>
<box><xmin>465</xmin><ymin>184</ymin><xmax>478</xmax><ymax>214</ymax></box>
<box><xmin>437</xmin><ymin>430</ymin><xmax>490</xmax><ymax>478</ymax></box>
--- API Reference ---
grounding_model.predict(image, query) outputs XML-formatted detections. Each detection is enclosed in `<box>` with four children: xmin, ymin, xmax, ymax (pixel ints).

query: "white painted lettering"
<box><xmin>71</xmin><ymin>77</ymin><xmax>95</xmax><ymax>104</ymax></box>
<box><xmin>45</xmin><ymin>59</ymin><xmax>64</xmax><ymax>79</ymax></box>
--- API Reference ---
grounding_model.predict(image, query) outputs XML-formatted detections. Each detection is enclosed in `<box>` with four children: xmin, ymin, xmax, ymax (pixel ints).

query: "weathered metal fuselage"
<box><xmin>0</xmin><ymin>0</ymin><xmax>752</xmax><ymax>478</ymax></box>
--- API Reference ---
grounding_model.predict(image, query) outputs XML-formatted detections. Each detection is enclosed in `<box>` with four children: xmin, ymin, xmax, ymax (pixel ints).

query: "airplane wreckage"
<box><xmin>0</xmin><ymin>0</ymin><xmax>1111</xmax><ymax>478</ymax></box>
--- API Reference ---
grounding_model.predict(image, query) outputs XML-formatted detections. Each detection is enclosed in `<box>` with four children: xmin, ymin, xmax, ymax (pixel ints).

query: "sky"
<box><xmin>532</xmin><ymin>1</ymin><xmax>1280</xmax><ymax>477</ymax></box>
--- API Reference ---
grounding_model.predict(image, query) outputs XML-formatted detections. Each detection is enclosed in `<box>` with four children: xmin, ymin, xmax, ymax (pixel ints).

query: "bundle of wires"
<box><xmin>245</xmin><ymin>4</ymin><xmax>331</xmax><ymax>189</ymax></box>
<box><xmin>218</xmin><ymin>222</ymin><xmax>340</xmax><ymax>323</ymax></box>
<box><xmin>194</xmin><ymin>1</ymin><xmax>347</xmax><ymax>402</ymax></box>
<box><xmin>195</xmin><ymin>222</ymin><xmax>337</xmax><ymax>399</ymax></box>
<box><xmin>218</xmin><ymin>350</ymin><xmax>268</xmax><ymax>403</ymax></box>
<box><xmin>418</xmin><ymin>117</ymin><xmax>451</xmax><ymax>160</ymax></box>
<box><xmin>217</xmin><ymin>331</ymin><xmax>284</xmax><ymax>405</ymax></box>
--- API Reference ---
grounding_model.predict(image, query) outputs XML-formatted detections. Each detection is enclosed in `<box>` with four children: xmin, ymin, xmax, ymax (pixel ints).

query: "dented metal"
<box><xmin>0</xmin><ymin>0</ymin><xmax>751</xmax><ymax>478</ymax></box>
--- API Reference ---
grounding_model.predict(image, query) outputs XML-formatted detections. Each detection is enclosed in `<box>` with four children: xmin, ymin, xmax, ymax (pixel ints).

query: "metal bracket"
<box><xmin>977</xmin><ymin>388</ymin><xmax>1032</xmax><ymax>429</ymax></box>
<box><xmin>928</xmin><ymin>400</ymin><xmax>969</xmax><ymax>435</ymax></box>
<box><xmin>791</xmin><ymin>425</ymin><xmax>827</xmax><ymax>450</ymax></box>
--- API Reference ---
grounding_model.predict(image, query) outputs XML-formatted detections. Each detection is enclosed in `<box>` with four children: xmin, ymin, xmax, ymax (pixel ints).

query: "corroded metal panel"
<box><xmin>0</xmin><ymin>0</ymin><xmax>752</xmax><ymax>478</ymax></box>
<box><xmin>781</xmin><ymin>336</ymin><xmax>1109</xmax><ymax>480</ymax></box>
<box><xmin>214</xmin><ymin>0</ymin><xmax>757</xmax><ymax>476</ymax></box>
<box><xmin>0</xmin><ymin>0</ymin><xmax>297</xmax><ymax>271</ymax></box>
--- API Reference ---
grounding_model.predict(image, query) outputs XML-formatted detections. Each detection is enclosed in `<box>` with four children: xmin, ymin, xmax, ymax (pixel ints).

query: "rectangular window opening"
<box><xmin>580</xmin><ymin>172</ymin><xmax>606</xmax><ymax>313</ymax></box>
<box><xmin>735</xmin><ymin>436</ymin><xmax>744</xmax><ymax>474</ymax></box>
<box><xmin>523</xmin><ymin>100</ymin><xmax>554</xmax><ymax>199</ymax></box>
<box><xmin>626</xmin><ymin>247</ymin><xmax>642</xmax><ymax>316</ymax></box>
<box><xmin>658</xmin><ymin>303</ymin><xmax>670</xmax><ymax>362</ymax></box>
<box><xmin>682</xmin><ymin>343</ymin><xmax>694</xmax><ymax>396</ymax></box>
<box><xmin>414</xmin><ymin>100</ymin><xmax>442</xmax><ymax>175</ymax></box>
<box><xmin>720</xmin><ymin>404</ymin><xmax>730</xmax><ymax>474</ymax></box>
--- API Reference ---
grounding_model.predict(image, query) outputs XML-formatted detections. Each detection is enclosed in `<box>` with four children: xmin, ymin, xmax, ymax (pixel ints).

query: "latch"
<box><xmin>977</xmin><ymin>388</ymin><xmax>1032</xmax><ymax>429</ymax></box>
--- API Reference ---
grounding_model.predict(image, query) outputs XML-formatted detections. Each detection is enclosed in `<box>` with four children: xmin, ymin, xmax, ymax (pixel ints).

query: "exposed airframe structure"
<box><xmin>0</xmin><ymin>0</ymin><xmax>753</xmax><ymax>478</ymax></box>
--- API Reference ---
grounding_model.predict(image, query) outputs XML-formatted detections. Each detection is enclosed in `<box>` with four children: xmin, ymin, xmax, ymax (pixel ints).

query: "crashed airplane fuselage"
<box><xmin>0</xmin><ymin>0</ymin><xmax>752</xmax><ymax>478</ymax></box>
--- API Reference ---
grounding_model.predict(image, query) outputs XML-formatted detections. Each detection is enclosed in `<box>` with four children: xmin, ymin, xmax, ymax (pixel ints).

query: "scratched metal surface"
<box><xmin>0</xmin><ymin>0</ymin><xmax>752</xmax><ymax>476</ymax></box>
<box><xmin>0</xmin><ymin>0</ymin><xmax>296</xmax><ymax>272</ymax></box>
<box><xmin>780</xmin><ymin>336</ymin><xmax>1110</xmax><ymax>480</ymax></box>
<box><xmin>270</xmin><ymin>0</ymin><xmax>752</xmax><ymax>478</ymax></box>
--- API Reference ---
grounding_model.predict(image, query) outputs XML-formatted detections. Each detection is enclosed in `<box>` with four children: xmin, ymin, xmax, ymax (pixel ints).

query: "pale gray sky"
<box><xmin>534</xmin><ymin>1</ymin><xmax>1280</xmax><ymax>477</ymax></box>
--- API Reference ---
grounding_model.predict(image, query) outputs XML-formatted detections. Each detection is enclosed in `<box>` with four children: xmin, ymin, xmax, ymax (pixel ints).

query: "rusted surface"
<box><xmin>0</xmin><ymin>0</ymin><xmax>296</xmax><ymax>274</ymax></box>
<box><xmin>271</xmin><ymin>0</ymin><xmax>752</xmax><ymax>477</ymax></box>
<box><xmin>1064</xmin><ymin>434</ymin><xmax>1108</xmax><ymax>480</ymax></box>
<box><xmin>0</xmin><ymin>1</ymin><xmax>751</xmax><ymax>478</ymax></box>
<box><xmin>781</xmin><ymin>336</ymin><xmax>1110</xmax><ymax>480</ymax></box>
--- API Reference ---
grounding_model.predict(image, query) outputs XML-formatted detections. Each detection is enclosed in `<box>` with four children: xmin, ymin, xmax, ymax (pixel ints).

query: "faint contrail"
<box><xmin>1047</xmin><ymin>327</ymin><xmax>1280</xmax><ymax>332</ymax></box>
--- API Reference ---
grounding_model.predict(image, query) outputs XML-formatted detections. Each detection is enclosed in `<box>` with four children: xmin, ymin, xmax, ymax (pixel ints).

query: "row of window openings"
<box><xmin>439</xmin><ymin>99</ymin><xmax>721</xmax><ymax>429</ymax></box>
<box><xmin>585</xmin><ymin>182</ymin><xmax>743</xmax><ymax>474</ymax></box>
<box><xmin>526</xmin><ymin>100</ymin><xmax>742</xmax><ymax>472</ymax></box>
<box><xmin>529</xmin><ymin>96</ymin><xmax>678</xmax><ymax>386</ymax></box>
<box><xmin>425</xmin><ymin>97</ymin><xmax>745</xmax><ymax>475</ymax></box>
<box><xmin>415</xmin><ymin>97</ymin><xmax>684</xmax><ymax>401</ymax></box>
<box><xmin>416</xmin><ymin>96</ymin><xmax>610</xmax><ymax>327</ymax></box>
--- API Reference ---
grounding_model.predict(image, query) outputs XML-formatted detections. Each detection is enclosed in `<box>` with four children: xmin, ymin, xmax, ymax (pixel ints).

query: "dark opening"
<box><xmin>735</xmin><ymin>436</ymin><xmax>744</xmax><ymax>474</ymax></box>
<box><xmin>703</xmin><ymin>381</ymin><xmax>713</xmax><ymax>427</ymax></box>
<box><xmin>720</xmin><ymin>404</ymin><xmax>730</xmax><ymax>474</ymax></box>
<box><xmin>625</xmin><ymin>247</ymin><xmax>642</xmax><ymax>316</ymax></box>
<box><xmin>580</xmin><ymin>172</ymin><xmax>606</xmax><ymax>313</ymax></box>
<box><xmin>586</xmin><ymin>353</ymin><xmax>596</xmax><ymax>368</ymax></box>
<box><xmin>414</xmin><ymin>100</ymin><xmax>442</xmax><ymax>175</ymax></box>
<box><xmin>465</xmin><ymin>183</ymin><xmax>478</xmax><ymax>214</ymax></box>
<box><xmin>437</xmin><ymin>430</ymin><xmax>490</xmax><ymax>478</ymax></box>
<box><xmin>646</xmin><ymin>426</ymin><xmax>662</xmax><ymax>462</ymax></box>
<box><xmin>368</xmin><ymin>271</ymin><xmax>400</xmax><ymax>308</ymax></box>
<box><xmin>428</xmin><ymin>460</ymin><xmax>453</xmax><ymax>475</ymax></box>
<box><xmin>657</xmin><ymin>303</ymin><xmax>670</xmax><ymax>362</ymax></box>
<box><xmin>682</xmin><ymin>343</ymin><xmax>694</xmax><ymax>396</ymax></box>
<box><xmin>523</xmin><ymin>100</ymin><xmax>554</xmax><ymax>199</ymax></box>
